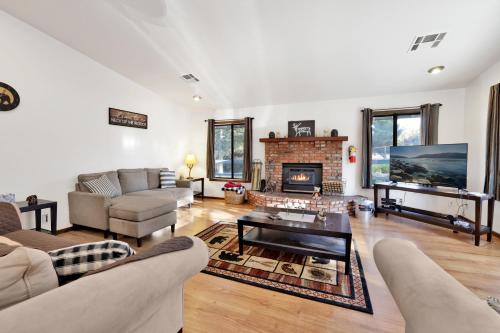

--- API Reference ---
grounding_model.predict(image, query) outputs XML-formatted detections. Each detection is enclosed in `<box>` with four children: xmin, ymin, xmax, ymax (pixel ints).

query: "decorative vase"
<box><xmin>26</xmin><ymin>195</ymin><xmax>38</xmax><ymax>206</ymax></box>
<box><xmin>268</xmin><ymin>131</ymin><xmax>275</xmax><ymax>139</ymax></box>
<box><xmin>331</xmin><ymin>129</ymin><xmax>338</xmax><ymax>137</ymax></box>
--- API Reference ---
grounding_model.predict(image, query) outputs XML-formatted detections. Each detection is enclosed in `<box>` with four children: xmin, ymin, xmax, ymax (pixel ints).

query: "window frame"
<box><xmin>371</xmin><ymin>109</ymin><xmax>421</xmax><ymax>185</ymax></box>
<box><xmin>211</xmin><ymin>119</ymin><xmax>246</xmax><ymax>182</ymax></box>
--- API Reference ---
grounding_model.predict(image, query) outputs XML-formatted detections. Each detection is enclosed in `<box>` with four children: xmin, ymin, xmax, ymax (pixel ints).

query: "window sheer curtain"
<box><xmin>484</xmin><ymin>83</ymin><xmax>500</xmax><ymax>199</ymax></box>
<box><xmin>420</xmin><ymin>103</ymin><xmax>441</xmax><ymax>145</ymax></box>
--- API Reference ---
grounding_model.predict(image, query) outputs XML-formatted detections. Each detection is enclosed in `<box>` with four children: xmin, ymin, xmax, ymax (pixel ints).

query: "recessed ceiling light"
<box><xmin>193</xmin><ymin>95</ymin><xmax>202</xmax><ymax>101</ymax></box>
<box><xmin>427</xmin><ymin>65</ymin><xmax>445</xmax><ymax>74</ymax></box>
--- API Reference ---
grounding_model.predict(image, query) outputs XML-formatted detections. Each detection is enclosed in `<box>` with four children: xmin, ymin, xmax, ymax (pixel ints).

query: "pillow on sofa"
<box><xmin>160</xmin><ymin>170</ymin><xmax>176</xmax><ymax>188</ymax></box>
<box><xmin>78</xmin><ymin>171</ymin><xmax>122</xmax><ymax>195</ymax></box>
<box><xmin>0</xmin><ymin>246</ymin><xmax>58</xmax><ymax>310</ymax></box>
<box><xmin>83</xmin><ymin>175</ymin><xmax>120</xmax><ymax>197</ymax></box>
<box><xmin>118</xmin><ymin>169</ymin><xmax>149</xmax><ymax>193</ymax></box>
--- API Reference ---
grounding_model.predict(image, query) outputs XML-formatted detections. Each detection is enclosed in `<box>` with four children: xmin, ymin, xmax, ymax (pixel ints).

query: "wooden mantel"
<box><xmin>259</xmin><ymin>136</ymin><xmax>348</xmax><ymax>143</ymax></box>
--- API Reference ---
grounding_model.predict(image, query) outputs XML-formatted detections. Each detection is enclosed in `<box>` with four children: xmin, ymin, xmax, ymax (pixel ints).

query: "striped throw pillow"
<box><xmin>83</xmin><ymin>175</ymin><xmax>120</xmax><ymax>197</ymax></box>
<box><xmin>160</xmin><ymin>170</ymin><xmax>176</xmax><ymax>188</ymax></box>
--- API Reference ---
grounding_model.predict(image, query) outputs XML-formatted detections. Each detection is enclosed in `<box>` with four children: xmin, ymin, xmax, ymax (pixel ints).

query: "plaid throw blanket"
<box><xmin>48</xmin><ymin>240</ymin><xmax>135</xmax><ymax>277</ymax></box>
<box><xmin>221</xmin><ymin>186</ymin><xmax>246</xmax><ymax>194</ymax></box>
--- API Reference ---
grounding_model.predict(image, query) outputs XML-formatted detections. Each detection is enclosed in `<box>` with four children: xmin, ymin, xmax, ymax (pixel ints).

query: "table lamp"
<box><xmin>185</xmin><ymin>154</ymin><xmax>197</xmax><ymax>179</ymax></box>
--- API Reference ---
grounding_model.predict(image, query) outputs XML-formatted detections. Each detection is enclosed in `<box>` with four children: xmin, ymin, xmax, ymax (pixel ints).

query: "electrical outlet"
<box><xmin>41</xmin><ymin>213</ymin><xmax>49</xmax><ymax>226</ymax></box>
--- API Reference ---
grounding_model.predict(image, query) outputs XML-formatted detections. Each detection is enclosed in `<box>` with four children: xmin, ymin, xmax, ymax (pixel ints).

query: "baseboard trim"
<box><xmin>56</xmin><ymin>227</ymin><xmax>73</xmax><ymax>235</ymax></box>
<box><xmin>197</xmin><ymin>196</ymin><xmax>224</xmax><ymax>200</ymax></box>
<box><xmin>493</xmin><ymin>231</ymin><xmax>500</xmax><ymax>239</ymax></box>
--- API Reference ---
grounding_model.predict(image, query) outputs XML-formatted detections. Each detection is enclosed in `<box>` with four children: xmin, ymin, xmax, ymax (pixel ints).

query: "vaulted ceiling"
<box><xmin>2</xmin><ymin>0</ymin><xmax>500</xmax><ymax>110</ymax></box>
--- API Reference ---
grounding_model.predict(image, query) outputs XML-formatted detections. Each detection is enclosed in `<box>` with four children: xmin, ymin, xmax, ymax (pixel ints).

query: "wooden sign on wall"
<box><xmin>288</xmin><ymin>120</ymin><xmax>315</xmax><ymax>137</ymax></box>
<box><xmin>109</xmin><ymin>108</ymin><xmax>148</xmax><ymax>129</ymax></box>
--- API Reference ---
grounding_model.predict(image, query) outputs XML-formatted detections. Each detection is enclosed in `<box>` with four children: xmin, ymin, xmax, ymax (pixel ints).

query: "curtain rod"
<box><xmin>204</xmin><ymin>117</ymin><xmax>254</xmax><ymax>122</ymax></box>
<box><xmin>360</xmin><ymin>104</ymin><xmax>442</xmax><ymax>112</ymax></box>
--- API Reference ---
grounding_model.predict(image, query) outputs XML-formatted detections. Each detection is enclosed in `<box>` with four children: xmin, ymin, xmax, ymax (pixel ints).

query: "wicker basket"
<box><xmin>224</xmin><ymin>191</ymin><xmax>245</xmax><ymax>204</ymax></box>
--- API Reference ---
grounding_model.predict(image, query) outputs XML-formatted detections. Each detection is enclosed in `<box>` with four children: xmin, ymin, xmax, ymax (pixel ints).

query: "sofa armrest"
<box><xmin>176</xmin><ymin>180</ymin><xmax>192</xmax><ymax>189</ymax></box>
<box><xmin>0</xmin><ymin>237</ymin><xmax>209</xmax><ymax>333</ymax></box>
<box><xmin>374</xmin><ymin>239</ymin><xmax>500</xmax><ymax>333</ymax></box>
<box><xmin>68</xmin><ymin>191</ymin><xmax>111</xmax><ymax>231</ymax></box>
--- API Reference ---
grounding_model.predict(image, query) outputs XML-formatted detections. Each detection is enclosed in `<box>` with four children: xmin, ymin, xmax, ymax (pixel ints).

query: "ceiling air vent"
<box><xmin>409</xmin><ymin>32</ymin><xmax>446</xmax><ymax>52</ymax></box>
<box><xmin>180</xmin><ymin>73</ymin><xmax>200</xmax><ymax>82</ymax></box>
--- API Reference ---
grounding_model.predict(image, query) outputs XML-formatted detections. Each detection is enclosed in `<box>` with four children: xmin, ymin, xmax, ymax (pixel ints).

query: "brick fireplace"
<box><xmin>248</xmin><ymin>136</ymin><xmax>357</xmax><ymax>215</ymax></box>
<box><xmin>263</xmin><ymin>137</ymin><xmax>345</xmax><ymax>191</ymax></box>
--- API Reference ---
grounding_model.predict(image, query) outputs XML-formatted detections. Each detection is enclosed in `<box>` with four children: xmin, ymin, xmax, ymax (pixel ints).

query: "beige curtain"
<box><xmin>361</xmin><ymin>108</ymin><xmax>373</xmax><ymax>188</ymax></box>
<box><xmin>420</xmin><ymin>103</ymin><xmax>441</xmax><ymax>145</ymax></box>
<box><xmin>206</xmin><ymin>119</ymin><xmax>215</xmax><ymax>180</ymax></box>
<box><xmin>484</xmin><ymin>84</ymin><xmax>500</xmax><ymax>199</ymax></box>
<box><xmin>242</xmin><ymin>117</ymin><xmax>253</xmax><ymax>182</ymax></box>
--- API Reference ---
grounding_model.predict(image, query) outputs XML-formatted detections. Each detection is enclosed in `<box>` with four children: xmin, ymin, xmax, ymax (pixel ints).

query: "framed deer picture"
<box><xmin>288</xmin><ymin>120</ymin><xmax>315</xmax><ymax>137</ymax></box>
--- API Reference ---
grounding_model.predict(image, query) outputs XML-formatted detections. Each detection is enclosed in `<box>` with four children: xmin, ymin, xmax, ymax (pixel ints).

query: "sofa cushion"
<box><xmin>118</xmin><ymin>169</ymin><xmax>149</xmax><ymax>194</ymax></box>
<box><xmin>0</xmin><ymin>247</ymin><xmax>58</xmax><ymax>310</ymax></box>
<box><xmin>82</xmin><ymin>175</ymin><xmax>120</xmax><ymax>198</ymax></box>
<box><xmin>109</xmin><ymin>196</ymin><xmax>176</xmax><ymax>222</ymax></box>
<box><xmin>78</xmin><ymin>171</ymin><xmax>122</xmax><ymax>196</ymax></box>
<box><xmin>4</xmin><ymin>230</ymin><xmax>78</xmax><ymax>252</ymax></box>
<box><xmin>126</xmin><ymin>188</ymin><xmax>193</xmax><ymax>201</ymax></box>
<box><xmin>145</xmin><ymin>168</ymin><xmax>168</xmax><ymax>190</ymax></box>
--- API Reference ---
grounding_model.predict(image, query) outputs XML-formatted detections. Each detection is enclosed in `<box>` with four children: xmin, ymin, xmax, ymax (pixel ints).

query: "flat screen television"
<box><xmin>389</xmin><ymin>143</ymin><xmax>468</xmax><ymax>189</ymax></box>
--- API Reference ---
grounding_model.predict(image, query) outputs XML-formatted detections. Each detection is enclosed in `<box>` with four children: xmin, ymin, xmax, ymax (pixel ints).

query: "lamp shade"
<box><xmin>185</xmin><ymin>154</ymin><xmax>197</xmax><ymax>166</ymax></box>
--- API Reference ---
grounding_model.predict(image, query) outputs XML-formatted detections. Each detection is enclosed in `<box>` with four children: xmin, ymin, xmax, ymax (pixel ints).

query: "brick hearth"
<box><xmin>247</xmin><ymin>191</ymin><xmax>356</xmax><ymax>216</ymax></box>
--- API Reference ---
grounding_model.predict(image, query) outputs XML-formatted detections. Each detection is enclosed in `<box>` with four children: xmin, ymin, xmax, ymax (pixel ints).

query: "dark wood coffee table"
<box><xmin>237</xmin><ymin>207</ymin><xmax>352</xmax><ymax>274</ymax></box>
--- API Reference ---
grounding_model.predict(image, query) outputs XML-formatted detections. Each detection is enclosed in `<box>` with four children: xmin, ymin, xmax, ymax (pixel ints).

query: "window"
<box><xmin>213</xmin><ymin>121</ymin><xmax>245</xmax><ymax>179</ymax></box>
<box><xmin>371</xmin><ymin>113</ymin><xmax>421</xmax><ymax>184</ymax></box>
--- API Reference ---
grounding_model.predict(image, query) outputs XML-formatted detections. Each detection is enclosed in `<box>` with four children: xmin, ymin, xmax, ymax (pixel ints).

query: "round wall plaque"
<box><xmin>0</xmin><ymin>82</ymin><xmax>20</xmax><ymax>111</ymax></box>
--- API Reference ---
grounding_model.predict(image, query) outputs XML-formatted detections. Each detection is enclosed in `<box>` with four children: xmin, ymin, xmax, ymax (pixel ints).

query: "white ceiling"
<box><xmin>2</xmin><ymin>0</ymin><xmax>500</xmax><ymax>110</ymax></box>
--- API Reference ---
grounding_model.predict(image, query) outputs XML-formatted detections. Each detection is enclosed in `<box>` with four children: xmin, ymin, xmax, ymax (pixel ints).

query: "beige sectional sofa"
<box><xmin>374</xmin><ymin>239</ymin><xmax>500</xmax><ymax>333</ymax></box>
<box><xmin>0</xmin><ymin>236</ymin><xmax>208</xmax><ymax>333</ymax></box>
<box><xmin>69</xmin><ymin>168</ymin><xmax>193</xmax><ymax>246</ymax></box>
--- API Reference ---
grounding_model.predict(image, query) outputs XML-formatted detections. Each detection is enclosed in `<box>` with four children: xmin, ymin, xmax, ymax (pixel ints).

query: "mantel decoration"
<box><xmin>109</xmin><ymin>108</ymin><xmax>148</xmax><ymax>129</ymax></box>
<box><xmin>0</xmin><ymin>82</ymin><xmax>20</xmax><ymax>111</ymax></box>
<box><xmin>288</xmin><ymin>120</ymin><xmax>315</xmax><ymax>137</ymax></box>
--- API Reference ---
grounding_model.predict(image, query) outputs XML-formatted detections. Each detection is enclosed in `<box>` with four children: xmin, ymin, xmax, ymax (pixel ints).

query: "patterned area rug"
<box><xmin>196</xmin><ymin>222</ymin><xmax>373</xmax><ymax>314</ymax></box>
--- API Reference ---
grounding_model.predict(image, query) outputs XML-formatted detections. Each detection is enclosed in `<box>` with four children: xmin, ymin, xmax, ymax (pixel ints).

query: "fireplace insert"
<box><xmin>282</xmin><ymin>163</ymin><xmax>322</xmax><ymax>193</ymax></box>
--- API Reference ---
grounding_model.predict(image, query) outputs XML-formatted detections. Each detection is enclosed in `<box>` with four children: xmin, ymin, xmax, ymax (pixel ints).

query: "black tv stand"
<box><xmin>373</xmin><ymin>182</ymin><xmax>494</xmax><ymax>246</ymax></box>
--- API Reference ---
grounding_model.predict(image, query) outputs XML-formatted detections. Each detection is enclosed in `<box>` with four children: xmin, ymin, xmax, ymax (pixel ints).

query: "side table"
<box><xmin>16</xmin><ymin>199</ymin><xmax>58</xmax><ymax>235</ymax></box>
<box><xmin>184</xmin><ymin>177</ymin><xmax>204</xmax><ymax>199</ymax></box>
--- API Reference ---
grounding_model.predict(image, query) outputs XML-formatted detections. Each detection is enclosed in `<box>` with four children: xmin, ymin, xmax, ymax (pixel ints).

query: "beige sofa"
<box><xmin>68</xmin><ymin>168</ymin><xmax>194</xmax><ymax>246</ymax></box>
<box><xmin>374</xmin><ymin>239</ymin><xmax>500</xmax><ymax>333</ymax></box>
<box><xmin>0</xmin><ymin>236</ymin><xmax>208</xmax><ymax>333</ymax></box>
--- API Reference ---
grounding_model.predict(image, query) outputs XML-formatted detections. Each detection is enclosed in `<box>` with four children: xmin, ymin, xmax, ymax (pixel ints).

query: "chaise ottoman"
<box><xmin>108</xmin><ymin>196</ymin><xmax>177</xmax><ymax>247</ymax></box>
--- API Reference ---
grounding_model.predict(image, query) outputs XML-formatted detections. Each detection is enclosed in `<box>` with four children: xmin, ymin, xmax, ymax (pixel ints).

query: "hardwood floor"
<box><xmin>60</xmin><ymin>198</ymin><xmax>500</xmax><ymax>333</ymax></box>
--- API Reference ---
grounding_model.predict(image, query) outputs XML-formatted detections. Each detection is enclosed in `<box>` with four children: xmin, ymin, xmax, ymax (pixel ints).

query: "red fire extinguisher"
<box><xmin>348</xmin><ymin>145</ymin><xmax>357</xmax><ymax>163</ymax></box>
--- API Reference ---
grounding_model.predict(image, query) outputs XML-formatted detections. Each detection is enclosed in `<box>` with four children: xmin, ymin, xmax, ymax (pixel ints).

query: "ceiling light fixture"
<box><xmin>193</xmin><ymin>95</ymin><xmax>202</xmax><ymax>101</ymax></box>
<box><xmin>427</xmin><ymin>65</ymin><xmax>445</xmax><ymax>75</ymax></box>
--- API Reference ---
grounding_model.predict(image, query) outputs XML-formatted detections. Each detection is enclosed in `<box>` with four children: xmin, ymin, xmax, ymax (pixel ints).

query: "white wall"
<box><xmin>195</xmin><ymin>89</ymin><xmax>466</xmax><ymax>216</ymax></box>
<box><xmin>464</xmin><ymin>59</ymin><xmax>500</xmax><ymax>232</ymax></box>
<box><xmin>0</xmin><ymin>12</ymin><xmax>195</xmax><ymax>230</ymax></box>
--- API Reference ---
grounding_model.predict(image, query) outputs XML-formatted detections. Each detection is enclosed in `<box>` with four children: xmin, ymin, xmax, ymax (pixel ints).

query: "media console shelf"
<box><xmin>373</xmin><ymin>182</ymin><xmax>494</xmax><ymax>246</ymax></box>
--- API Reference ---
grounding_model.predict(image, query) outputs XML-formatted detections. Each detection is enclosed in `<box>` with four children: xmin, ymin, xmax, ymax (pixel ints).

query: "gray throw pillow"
<box><xmin>83</xmin><ymin>175</ymin><xmax>120</xmax><ymax>197</ymax></box>
<box><xmin>160</xmin><ymin>170</ymin><xmax>176</xmax><ymax>188</ymax></box>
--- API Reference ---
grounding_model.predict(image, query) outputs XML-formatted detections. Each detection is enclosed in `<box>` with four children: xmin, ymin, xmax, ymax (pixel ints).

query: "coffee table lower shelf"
<box><xmin>239</xmin><ymin>227</ymin><xmax>350</xmax><ymax>274</ymax></box>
